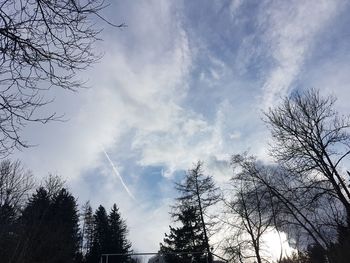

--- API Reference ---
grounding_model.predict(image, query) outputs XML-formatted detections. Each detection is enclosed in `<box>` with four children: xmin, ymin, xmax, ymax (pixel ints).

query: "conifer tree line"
<box><xmin>0</xmin><ymin>169</ymin><xmax>133</xmax><ymax>263</ymax></box>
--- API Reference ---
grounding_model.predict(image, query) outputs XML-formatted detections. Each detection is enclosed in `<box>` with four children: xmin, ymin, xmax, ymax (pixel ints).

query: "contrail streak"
<box><xmin>101</xmin><ymin>147</ymin><xmax>135</xmax><ymax>200</ymax></box>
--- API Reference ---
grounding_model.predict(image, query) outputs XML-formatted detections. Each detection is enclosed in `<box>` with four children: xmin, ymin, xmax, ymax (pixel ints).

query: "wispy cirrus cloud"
<box><xmin>258</xmin><ymin>0</ymin><xmax>342</xmax><ymax>109</ymax></box>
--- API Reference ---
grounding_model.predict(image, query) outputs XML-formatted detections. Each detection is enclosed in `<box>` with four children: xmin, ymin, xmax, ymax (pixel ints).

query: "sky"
<box><xmin>13</xmin><ymin>0</ymin><xmax>350</xmax><ymax>257</ymax></box>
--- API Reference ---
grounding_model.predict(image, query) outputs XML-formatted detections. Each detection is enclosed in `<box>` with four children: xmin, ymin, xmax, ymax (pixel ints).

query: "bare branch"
<box><xmin>0</xmin><ymin>0</ymin><xmax>123</xmax><ymax>155</ymax></box>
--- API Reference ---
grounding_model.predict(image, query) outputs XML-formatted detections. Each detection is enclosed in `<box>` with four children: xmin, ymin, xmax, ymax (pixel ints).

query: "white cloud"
<box><xmin>13</xmin><ymin>0</ymin><xmax>246</xmax><ymax>253</ymax></box>
<box><xmin>15</xmin><ymin>0</ymin><xmax>194</xmax><ymax>252</ymax></box>
<box><xmin>301</xmin><ymin>52</ymin><xmax>350</xmax><ymax>114</ymax></box>
<box><xmin>12</xmin><ymin>0</ymin><xmax>350</xmax><ymax>255</ymax></box>
<box><xmin>259</xmin><ymin>0</ymin><xmax>341</xmax><ymax>109</ymax></box>
<box><xmin>229</xmin><ymin>131</ymin><xmax>241</xmax><ymax>140</ymax></box>
<box><xmin>16</xmin><ymin>0</ymin><xmax>192</xmax><ymax>178</ymax></box>
<box><xmin>132</xmin><ymin>101</ymin><xmax>229</xmax><ymax>178</ymax></box>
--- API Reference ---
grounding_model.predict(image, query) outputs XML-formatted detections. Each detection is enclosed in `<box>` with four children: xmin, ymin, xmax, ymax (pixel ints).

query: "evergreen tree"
<box><xmin>17</xmin><ymin>186</ymin><xmax>80</xmax><ymax>263</ymax></box>
<box><xmin>0</xmin><ymin>203</ymin><xmax>17</xmax><ymax>262</ymax></box>
<box><xmin>50</xmin><ymin>188</ymin><xmax>81</xmax><ymax>262</ymax></box>
<box><xmin>108</xmin><ymin>204</ymin><xmax>132</xmax><ymax>263</ymax></box>
<box><xmin>87</xmin><ymin>204</ymin><xmax>132</xmax><ymax>263</ymax></box>
<box><xmin>161</xmin><ymin>205</ymin><xmax>207</xmax><ymax>263</ymax></box>
<box><xmin>87</xmin><ymin>205</ymin><xmax>110</xmax><ymax>263</ymax></box>
<box><xmin>163</xmin><ymin>162</ymin><xmax>220</xmax><ymax>263</ymax></box>
<box><xmin>82</xmin><ymin>201</ymin><xmax>95</xmax><ymax>257</ymax></box>
<box><xmin>18</xmin><ymin>187</ymin><xmax>51</xmax><ymax>263</ymax></box>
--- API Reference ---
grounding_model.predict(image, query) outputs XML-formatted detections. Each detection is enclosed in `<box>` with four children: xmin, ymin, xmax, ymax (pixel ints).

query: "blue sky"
<box><xmin>14</xmin><ymin>0</ymin><xmax>350</xmax><ymax>254</ymax></box>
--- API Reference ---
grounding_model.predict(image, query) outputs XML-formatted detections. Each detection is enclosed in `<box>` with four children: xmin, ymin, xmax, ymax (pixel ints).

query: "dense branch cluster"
<box><xmin>223</xmin><ymin>89</ymin><xmax>350</xmax><ymax>263</ymax></box>
<box><xmin>0</xmin><ymin>0</ymin><xmax>123</xmax><ymax>155</ymax></box>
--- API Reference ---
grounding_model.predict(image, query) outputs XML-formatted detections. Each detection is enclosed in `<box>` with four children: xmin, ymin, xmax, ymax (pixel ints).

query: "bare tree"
<box><xmin>223</xmin><ymin>163</ymin><xmax>282</xmax><ymax>263</ymax></box>
<box><xmin>225</xmin><ymin>90</ymin><xmax>350</xmax><ymax>262</ymax></box>
<box><xmin>264</xmin><ymin>88</ymin><xmax>350</xmax><ymax>225</ymax></box>
<box><xmin>42</xmin><ymin>174</ymin><xmax>66</xmax><ymax>198</ymax></box>
<box><xmin>0</xmin><ymin>159</ymin><xmax>34</xmax><ymax>210</ymax></box>
<box><xmin>0</xmin><ymin>159</ymin><xmax>33</xmax><ymax>260</ymax></box>
<box><xmin>230</xmin><ymin>155</ymin><xmax>334</xmax><ymax>252</ymax></box>
<box><xmin>0</xmin><ymin>0</ymin><xmax>124</xmax><ymax>156</ymax></box>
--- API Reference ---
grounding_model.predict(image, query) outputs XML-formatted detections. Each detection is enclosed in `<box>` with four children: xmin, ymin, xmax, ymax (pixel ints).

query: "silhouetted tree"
<box><xmin>162</xmin><ymin>162</ymin><xmax>220</xmax><ymax>263</ymax></box>
<box><xmin>16</xmin><ymin>186</ymin><xmax>80</xmax><ymax>263</ymax></box>
<box><xmin>43</xmin><ymin>174</ymin><xmax>66</xmax><ymax>198</ymax></box>
<box><xmin>265</xmin><ymin>88</ymin><xmax>350</xmax><ymax>227</ymax></box>
<box><xmin>87</xmin><ymin>205</ymin><xmax>110</xmax><ymax>263</ymax></box>
<box><xmin>264</xmin><ymin>88</ymin><xmax>350</xmax><ymax>261</ymax></box>
<box><xmin>327</xmin><ymin>224</ymin><xmax>350</xmax><ymax>263</ymax></box>
<box><xmin>231</xmin><ymin>155</ymin><xmax>336</xmax><ymax>255</ymax></box>
<box><xmin>223</xmin><ymin>177</ymin><xmax>277</xmax><ymax>263</ymax></box>
<box><xmin>0</xmin><ymin>170</ymin><xmax>134</xmax><ymax>263</ymax></box>
<box><xmin>225</xmin><ymin>89</ymin><xmax>350</xmax><ymax>262</ymax></box>
<box><xmin>307</xmin><ymin>244</ymin><xmax>327</xmax><ymax>263</ymax></box>
<box><xmin>0</xmin><ymin>0</ymin><xmax>125</xmax><ymax>156</ymax></box>
<box><xmin>0</xmin><ymin>203</ymin><xmax>17</xmax><ymax>262</ymax></box>
<box><xmin>50</xmin><ymin>188</ymin><xmax>81</xmax><ymax>262</ymax></box>
<box><xmin>17</xmin><ymin>187</ymin><xmax>51</xmax><ymax>263</ymax></box>
<box><xmin>0</xmin><ymin>159</ymin><xmax>33</xmax><ymax>262</ymax></box>
<box><xmin>81</xmin><ymin>201</ymin><xmax>94</xmax><ymax>257</ymax></box>
<box><xmin>161</xmin><ymin>205</ymin><xmax>207</xmax><ymax>263</ymax></box>
<box><xmin>0</xmin><ymin>159</ymin><xmax>34</xmax><ymax>211</ymax></box>
<box><xmin>108</xmin><ymin>204</ymin><xmax>132</xmax><ymax>263</ymax></box>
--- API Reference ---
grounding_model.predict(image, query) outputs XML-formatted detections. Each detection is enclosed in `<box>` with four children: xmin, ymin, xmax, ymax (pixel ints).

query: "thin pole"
<box><xmin>101</xmin><ymin>251</ymin><xmax>207</xmax><ymax>256</ymax></box>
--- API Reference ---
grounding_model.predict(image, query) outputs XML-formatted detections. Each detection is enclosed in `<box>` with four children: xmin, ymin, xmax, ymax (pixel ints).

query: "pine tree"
<box><xmin>86</xmin><ymin>204</ymin><xmax>132</xmax><ymax>263</ymax></box>
<box><xmin>161</xmin><ymin>162</ymin><xmax>220</xmax><ymax>263</ymax></box>
<box><xmin>50</xmin><ymin>188</ymin><xmax>81</xmax><ymax>262</ymax></box>
<box><xmin>0</xmin><ymin>203</ymin><xmax>17</xmax><ymax>262</ymax></box>
<box><xmin>108</xmin><ymin>204</ymin><xmax>132</xmax><ymax>263</ymax></box>
<box><xmin>18</xmin><ymin>187</ymin><xmax>51</xmax><ymax>263</ymax></box>
<box><xmin>17</xmin><ymin>187</ymin><xmax>81</xmax><ymax>263</ymax></box>
<box><xmin>163</xmin><ymin>162</ymin><xmax>220</xmax><ymax>263</ymax></box>
<box><xmin>161</xmin><ymin>205</ymin><xmax>207</xmax><ymax>263</ymax></box>
<box><xmin>82</xmin><ymin>201</ymin><xmax>94</xmax><ymax>257</ymax></box>
<box><xmin>87</xmin><ymin>205</ymin><xmax>110</xmax><ymax>263</ymax></box>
